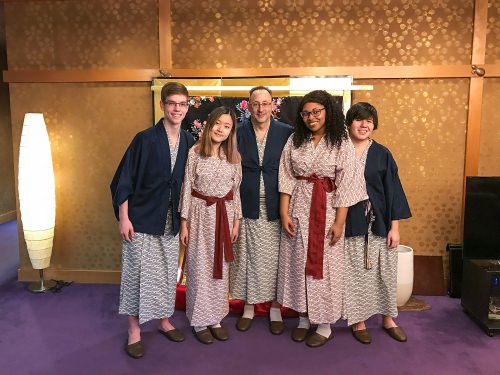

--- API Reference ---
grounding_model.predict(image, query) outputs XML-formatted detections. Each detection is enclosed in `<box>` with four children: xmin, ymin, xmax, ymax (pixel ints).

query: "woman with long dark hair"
<box><xmin>277</xmin><ymin>91</ymin><xmax>366</xmax><ymax>347</ymax></box>
<box><xmin>179</xmin><ymin>106</ymin><xmax>242</xmax><ymax>344</ymax></box>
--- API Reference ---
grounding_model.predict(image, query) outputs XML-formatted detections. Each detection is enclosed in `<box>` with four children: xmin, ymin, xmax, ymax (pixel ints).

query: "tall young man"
<box><xmin>111</xmin><ymin>82</ymin><xmax>195</xmax><ymax>358</ymax></box>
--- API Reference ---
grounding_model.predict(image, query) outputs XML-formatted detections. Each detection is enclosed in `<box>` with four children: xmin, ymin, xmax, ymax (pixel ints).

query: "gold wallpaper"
<box><xmin>486</xmin><ymin>0</ymin><xmax>500</xmax><ymax>64</ymax></box>
<box><xmin>10</xmin><ymin>83</ymin><xmax>152</xmax><ymax>270</ymax></box>
<box><xmin>479</xmin><ymin>78</ymin><xmax>500</xmax><ymax>175</ymax></box>
<box><xmin>171</xmin><ymin>0</ymin><xmax>474</xmax><ymax>68</ymax></box>
<box><xmin>4</xmin><ymin>0</ymin><xmax>490</xmax><ymax>278</ymax></box>
<box><xmin>4</xmin><ymin>0</ymin><xmax>159</xmax><ymax>70</ymax></box>
<box><xmin>353</xmin><ymin>79</ymin><xmax>468</xmax><ymax>261</ymax></box>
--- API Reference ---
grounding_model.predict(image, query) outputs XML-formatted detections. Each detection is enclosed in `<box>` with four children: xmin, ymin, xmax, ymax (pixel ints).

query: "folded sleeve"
<box><xmin>332</xmin><ymin>139</ymin><xmax>368</xmax><ymax>208</ymax></box>
<box><xmin>232</xmin><ymin>162</ymin><xmax>243</xmax><ymax>220</ymax></box>
<box><xmin>386</xmin><ymin>152</ymin><xmax>412</xmax><ymax>220</ymax></box>
<box><xmin>110</xmin><ymin>134</ymin><xmax>144</xmax><ymax>220</ymax></box>
<box><xmin>179</xmin><ymin>148</ymin><xmax>198</xmax><ymax>220</ymax></box>
<box><xmin>278</xmin><ymin>136</ymin><xmax>296</xmax><ymax>196</ymax></box>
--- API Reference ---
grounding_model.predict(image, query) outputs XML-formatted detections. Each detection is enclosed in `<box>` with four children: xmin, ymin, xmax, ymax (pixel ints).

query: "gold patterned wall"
<box><xmin>486</xmin><ymin>0</ymin><xmax>500</xmax><ymax>64</ymax></box>
<box><xmin>4</xmin><ymin>0</ymin><xmax>489</xmax><ymax>279</ymax></box>
<box><xmin>479</xmin><ymin>78</ymin><xmax>500</xmax><ymax>175</ymax></box>
<box><xmin>10</xmin><ymin>83</ymin><xmax>152</xmax><ymax>271</ymax></box>
<box><xmin>4</xmin><ymin>0</ymin><xmax>159</xmax><ymax>70</ymax></box>
<box><xmin>171</xmin><ymin>0</ymin><xmax>474</xmax><ymax>68</ymax></box>
<box><xmin>354</xmin><ymin>79</ymin><xmax>468</xmax><ymax>263</ymax></box>
<box><xmin>481</xmin><ymin>0</ymin><xmax>500</xmax><ymax>174</ymax></box>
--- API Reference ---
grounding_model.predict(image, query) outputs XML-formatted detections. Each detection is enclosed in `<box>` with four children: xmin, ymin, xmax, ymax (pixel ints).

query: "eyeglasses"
<box><xmin>250</xmin><ymin>102</ymin><xmax>272</xmax><ymax>109</ymax></box>
<box><xmin>164</xmin><ymin>100</ymin><xmax>189</xmax><ymax>109</ymax></box>
<box><xmin>300</xmin><ymin>107</ymin><xmax>325</xmax><ymax>119</ymax></box>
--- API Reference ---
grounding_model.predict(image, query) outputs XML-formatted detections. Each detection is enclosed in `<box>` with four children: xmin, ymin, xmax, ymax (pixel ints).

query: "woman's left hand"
<box><xmin>327</xmin><ymin>222</ymin><xmax>343</xmax><ymax>246</ymax></box>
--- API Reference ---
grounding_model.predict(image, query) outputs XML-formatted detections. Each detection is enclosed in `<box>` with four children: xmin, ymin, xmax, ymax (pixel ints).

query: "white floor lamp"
<box><xmin>18</xmin><ymin>113</ymin><xmax>57</xmax><ymax>292</ymax></box>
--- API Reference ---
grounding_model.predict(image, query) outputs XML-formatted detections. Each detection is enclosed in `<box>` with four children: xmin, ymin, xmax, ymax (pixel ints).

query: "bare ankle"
<box><xmin>352</xmin><ymin>321</ymin><xmax>366</xmax><ymax>331</ymax></box>
<box><xmin>160</xmin><ymin>318</ymin><xmax>175</xmax><ymax>331</ymax></box>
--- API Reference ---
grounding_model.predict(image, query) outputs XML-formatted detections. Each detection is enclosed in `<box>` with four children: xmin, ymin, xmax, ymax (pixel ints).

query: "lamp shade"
<box><xmin>18</xmin><ymin>113</ymin><xmax>56</xmax><ymax>270</ymax></box>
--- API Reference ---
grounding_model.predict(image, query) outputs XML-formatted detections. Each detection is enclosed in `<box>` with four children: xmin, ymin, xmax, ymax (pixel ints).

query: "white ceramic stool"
<box><xmin>396</xmin><ymin>245</ymin><xmax>414</xmax><ymax>306</ymax></box>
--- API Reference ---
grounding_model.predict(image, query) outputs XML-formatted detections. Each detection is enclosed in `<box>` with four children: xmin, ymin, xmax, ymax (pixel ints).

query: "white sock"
<box><xmin>316</xmin><ymin>323</ymin><xmax>331</xmax><ymax>338</ymax></box>
<box><xmin>297</xmin><ymin>316</ymin><xmax>310</xmax><ymax>329</ymax></box>
<box><xmin>242</xmin><ymin>304</ymin><xmax>255</xmax><ymax>319</ymax></box>
<box><xmin>210</xmin><ymin>323</ymin><xmax>221</xmax><ymax>328</ymax></box>
<box><xmin>194</xmin><ymin>325</ymin><xmax>207</xmax><ymax>332</ymax></box>
<box><xmin>270</xmin><ymin>307</ymin><xmax>282</xmax><ymax>322</ymax></box>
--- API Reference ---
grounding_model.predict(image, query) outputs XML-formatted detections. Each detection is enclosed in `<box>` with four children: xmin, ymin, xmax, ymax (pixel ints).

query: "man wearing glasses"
<box><xmin>230</xmin><ymin>86</ymin><xmax>293</xmax><ymax>335</ymax></box>
<box><xmin>111</xmin><ymin>82</ymin><xmax>195</xmax><ymax>358</ymax></box>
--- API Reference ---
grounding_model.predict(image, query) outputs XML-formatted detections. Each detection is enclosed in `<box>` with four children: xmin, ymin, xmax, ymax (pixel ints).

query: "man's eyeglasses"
<box><xmin>300</xmin><ymin>107</ymin><xmax>325</xmax><ymax>119</ymax></box>
<box><xmin>164</xmin><ymin>100</ymin><xmax>189</xmax><ymax>109</ymax></box>
<box><xmin>250</xmin><ymin>102</ymin><xmax>272</xmax><ymax>109</ymax></box>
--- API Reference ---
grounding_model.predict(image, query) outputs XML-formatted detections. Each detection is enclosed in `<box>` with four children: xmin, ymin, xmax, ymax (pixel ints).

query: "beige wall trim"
<box><xmin>158</xmin><ymin>0</ymin><xmax>172</xmax><ymax>70</ymax></box>
<box><xmin>484</xmin><ymin>65</ymin><xmax>500</xmax><ymax>77</ymax></box>
<box><xmin>464</xmin><ymin>79</ymin><xmax>485</xmax><ymax>178</ymax></box>
<box><xmin>166</xmin><ymin>65</ymin><xmax>477</xmax><ymax>79</ymax></box>
<box><xmin>472</xmin><ymin>0</ymin><xmax>488</xmax><ymax>65</ymax></box>
<box><xmin>460</xmin><ymin>0</ymin><xmax>489</xmax><ymax>235</ymax></box>
<box><xmin>2</xmin><ymin>69</ymin><xmax>161</xmax><ymax>83</ymax></box>
<box><xmin>464</xmin><ymin>0</ymin><xmax>488</xmax><ymax>178</ymax></box>
<box><xmin>18</xmin><ymin>268</ymin><xmax>121</xmax><ymax>284</ymax></box>
<box><xmin>0</xmin><ymin>210</ymin><xmax>16</xmax><ymax>224</ymax></box>
<box><xmin>3</xmin><ymin>65</ymin><xmax>486</xmax><ymax>83</ymax></box>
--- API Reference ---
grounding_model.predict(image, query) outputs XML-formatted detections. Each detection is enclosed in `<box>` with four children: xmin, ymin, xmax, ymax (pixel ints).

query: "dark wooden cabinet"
<box><xmin>461</xmin><ymin>259</ymin><xmax>500</xmax><ymax>336</ymax></box>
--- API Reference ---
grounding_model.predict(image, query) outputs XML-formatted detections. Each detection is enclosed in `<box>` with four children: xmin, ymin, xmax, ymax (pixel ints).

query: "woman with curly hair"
<box><xmin>277</xmin><ymin>90</ymin><xmax>366</xmax><ymax>348</ymax></box>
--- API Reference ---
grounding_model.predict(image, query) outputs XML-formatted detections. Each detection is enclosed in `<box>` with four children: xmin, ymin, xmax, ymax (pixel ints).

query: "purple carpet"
<box><xmin>1</xmin><ymin>220</ymin><xmax>499</xmax><ymax>374</ymax></box>
<box><xmin>0</xmin><ymin>220</ymin><xmax>18</xmax><ymax>286</ymax></box>
<box><xmin>0</xmin><ymin>277</ymin><xmax>499</xmax><ymax>375</ymax></box>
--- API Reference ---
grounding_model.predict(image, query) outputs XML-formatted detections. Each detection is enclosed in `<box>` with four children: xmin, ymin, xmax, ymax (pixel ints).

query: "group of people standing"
<box><xmin>110</xmin><ymin>82</ymin><xmax>411</xmax><ymax>359</ymax></box>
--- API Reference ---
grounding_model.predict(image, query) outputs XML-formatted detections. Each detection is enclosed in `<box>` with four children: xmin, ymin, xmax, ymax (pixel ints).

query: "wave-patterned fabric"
<box><xmin>119</xmin><ymin>210</ymin><xmax>179</xmax><ymax>325</ymax></box>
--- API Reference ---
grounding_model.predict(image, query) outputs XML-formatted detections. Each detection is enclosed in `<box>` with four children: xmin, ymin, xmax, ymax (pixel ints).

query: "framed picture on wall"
<box><xmin>151</xmin><ymin>76</ymin><xmax>365</xmax><ymax>140</ymax></box>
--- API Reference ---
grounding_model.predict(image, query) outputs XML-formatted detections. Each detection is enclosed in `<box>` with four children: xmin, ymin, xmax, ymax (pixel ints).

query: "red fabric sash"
<box><xmin>191</xmin><ymin>189</ymin><xmax>234</xmax><ymax>279</ymax></box>
<box><xmin>296</xmin><ymin>174</ymin><xmax>335</xmax><ymax>279</ymax></box>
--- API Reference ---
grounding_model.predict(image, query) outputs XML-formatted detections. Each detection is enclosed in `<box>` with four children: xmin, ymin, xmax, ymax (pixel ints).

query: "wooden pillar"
<box><xmin>158</xmin><ymin>0</ymin><xmax>172</xmax><ymax>70</ymax></box>
<box><xmin>461</xmin><ymin>0</ymin><xmax>488</xmax><ymax>234</ymax></box>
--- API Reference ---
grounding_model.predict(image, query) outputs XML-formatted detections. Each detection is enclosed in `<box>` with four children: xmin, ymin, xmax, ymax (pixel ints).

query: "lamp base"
<box><xmin>28</xmin><ymin>279</ymin><xmax>57</xmax><ymax>293</ymax></box>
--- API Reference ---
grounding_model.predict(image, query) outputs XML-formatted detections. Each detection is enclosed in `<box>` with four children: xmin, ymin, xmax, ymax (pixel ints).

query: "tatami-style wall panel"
<box><xmin>353</xmin><ymin>79</ymin><xmax>468</xmax><ymax>260</ymax></box>
<box><xmin>4</xmin><ymin>0</ymin><xmax>159</xmax><ymax>70</ymax></box>
<box><xmin>479</xmin><ymin>78</ymin><xmax>500</xmax><ymax>175</ymax></box>
<box><xmin>10</xmin><ymin>83</ymin><xmax>152</xmax><ymax>271</ymax></box>
<box><xmin>171</xmin><ymin>0</ymin><xmax>474</xmax><ymax>68</ymax></box>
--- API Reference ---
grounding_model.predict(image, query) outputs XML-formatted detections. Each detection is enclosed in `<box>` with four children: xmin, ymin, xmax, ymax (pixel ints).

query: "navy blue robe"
<box><xmin>345</xmin><ymin>140</ymin><xmax>411</xmax><ymax>238</ymax></box>
<box><xmin>110</xmin><ymin>119</ymin><xmax>195</xmax><ymax>236</ymax></box>
<box><xmin>237</xmin><ymin>118</ymin><xmax>293</xmax><ymax>220</ymax></box>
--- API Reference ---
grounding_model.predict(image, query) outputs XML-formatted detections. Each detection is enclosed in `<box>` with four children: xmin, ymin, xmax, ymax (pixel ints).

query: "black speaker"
<box><xmin>447</xmin><ymin>243</ymin><xmax>463</xmax><ymax>298</ymax></box>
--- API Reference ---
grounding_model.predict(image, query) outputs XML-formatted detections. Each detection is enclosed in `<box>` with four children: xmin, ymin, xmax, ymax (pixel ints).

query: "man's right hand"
<box><xmin>119</xmin><ymin>218</ymin><xmax>135</xmax><ymax>242</ymax></box>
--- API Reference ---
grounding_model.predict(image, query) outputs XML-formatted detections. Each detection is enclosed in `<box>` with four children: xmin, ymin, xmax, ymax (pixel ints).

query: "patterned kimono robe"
<box><xmin>277</xmin><ymin>135</ymin><xmax>366</xmax><ymax>324</ymax></box>
<box><xmin>344</xmin><ymin>140</ymin><xmax>412</xmax><ymax>325</ymax></box>
<box><xmin>180</xmin><ymin>148</ymin><xmax>242</xmax><ymax>327</ymax></box>
<box><xmin>112</xmin><ymin>121</ymin><xmax>194</xmax><ymax>324</ymax></box>
<box><xmin>230</xmin><ymin>118</ymin><xmax>293</xmax><ymax>304</ymax></box>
